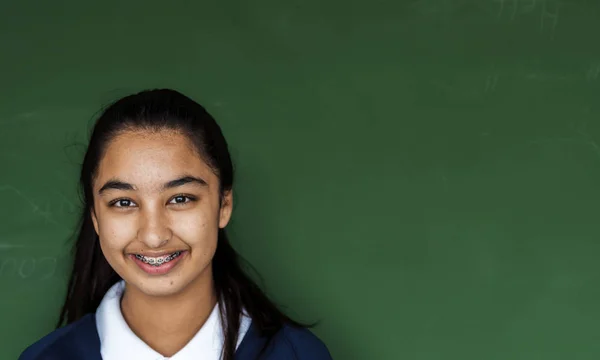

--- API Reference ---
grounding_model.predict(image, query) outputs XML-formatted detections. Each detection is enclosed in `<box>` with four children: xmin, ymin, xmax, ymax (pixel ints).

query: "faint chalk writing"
<box><xmin>0</xmin><ymin>256</ymin><xmax>57</xmax><ymax>280</ymax></box>
<box><xmin>494</xmin><ymin>0</ymin><xmax>517</xmax><ymax>19</ymax></box>
<box><xmin>586</xmin><ymin>63</ymin><xmax>600</xmax><ymax>82</ymax></box>
<box><xmin>57</xmin><ymin>191</ymin><xmax>79</xmax><ymax>214</ymax></box>
<box><xmin>38</xmin><ymin>203</ymin><xmax>55</xmax><ymax>225</ymax></box>
<box><xmin>18</xmin><ymin>258</ymin><xmax>35</xmax><ymax>278</ymax></box>
<box><xmin>0</xmin><ymin>243</ymin><xmax>39</xmax><ymax>250</ymax></box>
<box><xmin>521</xmin><ymin>0</ymin><xmax>538</xmax><ymax>14</ymax></box>
<box><xmin>575</xmin><ymin>121</ymin><xmax>600</xmax><ymax>160</ymax></box>
<box><xmin>525</xmin><ymin>73</ymin><xmax>576</xmax><ymax>82</ymax></box>
<box><xmin>0</xmin><ymin>186</ymin><xmax>80</xmax><ymax>231</ymax></box>
<box><xmin>485</xmin><ymin>74</ymin><xmax>499</xmax><ymax>93</ymax></box>
<box><xmin>0</xmin><ymin>258</ymin><xmax>17</xmax><ymax>277</ymax></box>
<box><xmin>0</xmin><ymin>185</ymin><xmax>58</xmax><ymax>226</ymax></box>
<box><xmin>540</xmin><ymin>0</ymin><xmax>560</xmax><ymax>34</ymax></box>
<box><xmin>0</xmin><ymin>111</ymin><xmax>40</xmax><ymax>125</ymax></box>
<box><xmin>493</xmin><ymin>0</ymin><xmax>559</xmax><ymax>34</ymax></box>
<box><xmin>530</xmin><ymin>121</ymin><xmax>600</xmax><ymax>162</ymax></box>
<box><xmin>494</xmin><ymin>0</ymin><xmax>518</xmax><ymax>19</ymax></box>
<box><xmin>0</xmin><ymin>244</ymin><xmax>57</xmax><ymax>251</ymax></box>
<box><xmin>409</xmin><ymin>0</ymin><xmax>456</xmax><ymax>14</ymax></box>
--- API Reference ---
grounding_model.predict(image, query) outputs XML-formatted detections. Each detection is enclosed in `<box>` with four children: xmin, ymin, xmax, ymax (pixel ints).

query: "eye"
<box><xmin>110</xmin><ymin>198</ymin><xmax>137</xmax><ymax>208</ymax></box>
<box><xmin>168</xmin><ymin>195</ymin><xmax>196</xmax><ymax>206</ymax></box>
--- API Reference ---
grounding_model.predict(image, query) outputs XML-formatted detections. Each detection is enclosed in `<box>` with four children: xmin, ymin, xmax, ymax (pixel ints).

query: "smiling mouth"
<box><xmin>134</xmin><ymin>251</ymin><xmax>183</xmax><ymax>266</ymax></box>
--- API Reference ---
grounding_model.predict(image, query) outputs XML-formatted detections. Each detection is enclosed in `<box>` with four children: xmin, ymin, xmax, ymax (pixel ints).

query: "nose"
<box><xmin>137</xmin><ymin>207</ymin><xmax>172</xmax><ymax>248</ymax></box>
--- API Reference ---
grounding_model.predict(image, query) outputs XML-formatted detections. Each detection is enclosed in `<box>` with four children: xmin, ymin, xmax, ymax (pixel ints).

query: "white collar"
<box><xmin>95</xmin><ymin>280</ymin><xmax>252</xmax><ymax>360</ymax></box>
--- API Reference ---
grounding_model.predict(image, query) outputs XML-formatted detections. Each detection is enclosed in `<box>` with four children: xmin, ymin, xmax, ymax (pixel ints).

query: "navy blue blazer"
<box><xmin>18</xmin><ymin>314</ymin><xmax>333</xmax><ymax>360</ymax></box>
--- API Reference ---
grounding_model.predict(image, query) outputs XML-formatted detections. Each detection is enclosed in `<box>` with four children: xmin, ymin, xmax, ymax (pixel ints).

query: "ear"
<box><xmin>218</xmin><ymin>190</ymin><xmax>233</xmax><ymax>229</ymax></box>
<box><xmin>90</xmin><ymin>207</ymin><xmax>100</xmax><ymax>236</ymax></box>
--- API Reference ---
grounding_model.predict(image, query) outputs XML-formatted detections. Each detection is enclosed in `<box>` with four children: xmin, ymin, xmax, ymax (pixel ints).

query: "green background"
<box><xmin>2</xmin><ymin>0</ymin><xmax>600</xmax><ymax>359</ymax></box>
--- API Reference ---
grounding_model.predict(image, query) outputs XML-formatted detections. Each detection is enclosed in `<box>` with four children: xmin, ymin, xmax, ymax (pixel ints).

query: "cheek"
<box><xmin>173</xmin><ymin>211</ymin><xmax>218</xmax><ymax>248</ymax></box>
<box><xmin>97</xmin><ymin>215</ymin><xmax>138</xmax><ymax>251</ymax></box>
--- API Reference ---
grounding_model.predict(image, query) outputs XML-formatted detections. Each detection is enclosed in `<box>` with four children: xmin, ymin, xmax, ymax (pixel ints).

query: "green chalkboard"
<box><xmin>2</xmin><ymin>0</ymin><xmax>600</xmax><ymax>359</ymax></box>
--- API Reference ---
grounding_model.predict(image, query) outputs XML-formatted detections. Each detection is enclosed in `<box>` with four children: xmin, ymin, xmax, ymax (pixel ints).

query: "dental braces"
<box><xmin>135</xmin><ymin>251</ymin><xmax>182</xmax><ymax>266</ymax></box>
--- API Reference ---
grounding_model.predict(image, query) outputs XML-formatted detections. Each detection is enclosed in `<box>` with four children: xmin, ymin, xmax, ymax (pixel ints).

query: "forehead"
<box><xmin>94</xmin><ymin>129</ymin><xmax>216</xmax><ymax>190</ymax></box>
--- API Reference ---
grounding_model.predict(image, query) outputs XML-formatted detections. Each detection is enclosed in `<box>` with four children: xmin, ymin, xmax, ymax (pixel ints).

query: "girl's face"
<box><xmin>90</xmin><ymin>129</ymin><xmax>232</xmax><ymax>297</ymax></box>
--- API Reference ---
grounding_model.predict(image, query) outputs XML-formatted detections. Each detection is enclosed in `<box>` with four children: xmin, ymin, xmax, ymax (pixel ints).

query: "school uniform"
<box><xmin>19</xmin><ymin>281</ymin><xmax>333</xmax><ymax>360</ymax></box>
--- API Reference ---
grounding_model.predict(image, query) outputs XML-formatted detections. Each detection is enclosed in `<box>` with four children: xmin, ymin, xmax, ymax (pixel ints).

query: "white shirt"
<box><xmin>95</xmin><ymin>280</ymin><xmax>252</xmax><ymax>360</ymax></box>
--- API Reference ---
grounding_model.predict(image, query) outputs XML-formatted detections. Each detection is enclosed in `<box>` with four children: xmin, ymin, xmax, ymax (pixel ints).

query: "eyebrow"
<box><xmin>98</xmin><ymin>175</ymin><xmax>208</xmax><ymax>195</ymax></box>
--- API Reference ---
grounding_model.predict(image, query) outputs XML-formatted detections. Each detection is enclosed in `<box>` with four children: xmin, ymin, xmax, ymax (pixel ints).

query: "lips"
<box><xmin>129</xmin><ymin>250</ymin><xmax>188</xmax><ymax>275</ymax></box>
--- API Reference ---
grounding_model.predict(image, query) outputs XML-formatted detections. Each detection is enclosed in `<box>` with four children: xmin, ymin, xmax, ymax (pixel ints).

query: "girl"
<box><xmin>19</xmin><ymin>89</ymin><xmax>332</xmax><ymax>360</ymax></box>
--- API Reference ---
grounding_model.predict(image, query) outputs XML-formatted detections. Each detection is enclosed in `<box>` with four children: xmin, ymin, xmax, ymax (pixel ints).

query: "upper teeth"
<box><xmin>135</xmin><ymin>251</ymin><xmax>181</xmax><ymax>266</ymax></box>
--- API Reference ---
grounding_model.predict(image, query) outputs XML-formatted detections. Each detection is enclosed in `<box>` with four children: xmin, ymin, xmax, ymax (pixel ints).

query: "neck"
<box><xmin>120</xmin><ymin>269</ymin><xmax>217</xmax><ymax>357</ymax></box>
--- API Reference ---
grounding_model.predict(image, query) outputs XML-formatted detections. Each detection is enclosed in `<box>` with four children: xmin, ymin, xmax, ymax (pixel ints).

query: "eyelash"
<box><xmin>108</xmin><ymin>194</ymin><xmax>197</xmax><ymax>208</ymax></box>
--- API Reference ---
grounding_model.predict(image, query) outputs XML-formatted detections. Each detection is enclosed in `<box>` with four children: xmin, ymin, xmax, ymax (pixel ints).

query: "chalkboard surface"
<box><xmin>2</xmin><ymin>1</ymin><xmax>600</xmax><ymax>359</ymax></box>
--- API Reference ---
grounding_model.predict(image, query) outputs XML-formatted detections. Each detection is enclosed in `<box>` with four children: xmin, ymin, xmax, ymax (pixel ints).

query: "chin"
<box><xmin>131</xmin><ymin>276</ymin><xmax>191</xmax><ymax>297</ymax></box>
<box><xmin>123</xmin><ymin>264</ymin><xmax>212</xmax><ymax>299</ymax></box>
